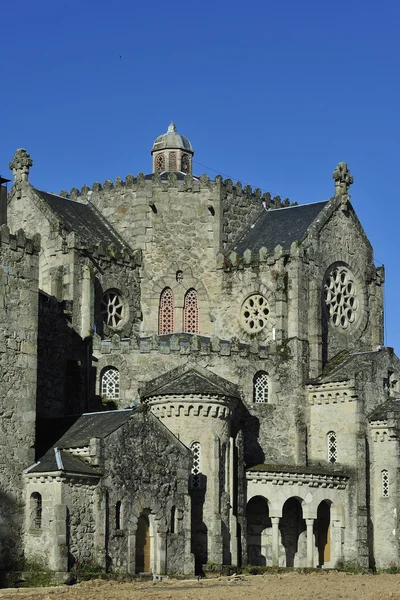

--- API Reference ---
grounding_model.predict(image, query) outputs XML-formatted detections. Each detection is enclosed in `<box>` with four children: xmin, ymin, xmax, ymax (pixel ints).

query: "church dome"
<box><xmin>152</xmin><ymin>122</ymin><xmax>193</xmax><ymax>153</ymax></box>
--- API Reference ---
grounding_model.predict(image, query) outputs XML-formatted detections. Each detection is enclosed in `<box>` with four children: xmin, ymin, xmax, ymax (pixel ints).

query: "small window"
<box><xmin>115</xmin><ymin>501</ymin><xmax>122</xmax><ymax>530</ymax></box>
<box><xmin>170</xmin><ymin>506</ymin><xmax>176</xmax><ymax>534</ymax></box>
<box><xmin>219</xmin><ymin>443</ymin><xmax>226</xmax><ymax>496</ymax></box>
<box><xmin>101</xmin><ymin>367</ymin><xmax>120</xmax><ymax>400</ymax></box>
<box><xmin>30</xmin><ymin>492</ymin><xmax>42</xmax><ymax>529</ymax></box>
<box><xmin>382</xmin><ymin>470</ymin><xmax>389</xmax><ymax>498</ymax></box>
<box><xmin>190</xmin><ymin>442</ymin><xmax>201</xmax><ymax>490</ymax></box>
<box><xmin>181</xmin><ymin>154</ymin><xmax>190</xmax><ymax>173</ymax></box>
<box><xmin>169</xmin><ymin>152</ymin><xmax>177</xmax><ymax>171</ymax></box>
<box><xmin>101</xmin><ymin>289</ymin><xmax>124</xmax><ymax>329</ymax></box>
<box><xmin>327</xmin><ymin>431</ymin><xmax>337</xmax><ymax>463</ymax></box>
<box><xmin>159</xmin><ymin>288</ymin><xmax>175</xmax><ymax>334</ymax></box>
<box><xmin>155</xmin><ymin>154</ymin><xmax>165</xmax><ymax>172</ymax></box>
<box><xmin>253</xmin><ymin>371</ymin><xmax>269</xmax><ymax>403</ymax></box>
<box><xmin>183</xmin><ymin>289</ymin><xmax>199</xmax><ymax>334</ymax></box>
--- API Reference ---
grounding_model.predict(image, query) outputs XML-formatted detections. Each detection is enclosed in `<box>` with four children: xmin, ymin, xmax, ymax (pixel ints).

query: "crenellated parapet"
<box><xmin>0</xmin><ymin>224</ymin><xmax>40</xmax><ymax>254</ymax></box>
<box><xmin>219</xmin><ymin>240</ymin><xmax>303</xmax><ymax>272</ymax></box>
<box><xmin>92</xmin><ymin>332</ymin><xmax>272</xmax><ymax>360</ymax></box>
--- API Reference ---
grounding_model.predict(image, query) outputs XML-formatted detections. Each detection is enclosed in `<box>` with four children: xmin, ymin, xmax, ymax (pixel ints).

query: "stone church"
<box><xmin>0</xmin><ymin>122</ymin><xmax>399</xmax><ymax>576</ymax></box>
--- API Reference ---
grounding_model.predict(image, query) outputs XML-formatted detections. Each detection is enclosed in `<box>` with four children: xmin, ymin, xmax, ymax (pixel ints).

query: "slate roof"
<box><xmin>25</xmin><ymin>448</ymin><xmax>100</xmax><ymax>476</ymax></box>
<box><xmin>312</xmin><ymin>349</ymin><xmax>387</xmax><ymax>384</ymax></box>
<box><xmin>234</xmin><ymin>200</ymin><xmax>328</xmax><ymax>253</ymax></box>
<box><xmin>53</xmin><ymin>409</ymin><xmax>136</xmax><ymax>448</ymax></box>
<box><xmin>141</xmin><ymin>365</ymin><xmax>240</xmax><ymax>400</ymax></box>
<box><xmin>368</xmin><ymin>398</ymin><xmax>400</xmax><ymax>422</ymax></box>
<box><xmin>34</xmin><ymin>189</ymin><xmax>126</xmax><ymax>250</ymax></box>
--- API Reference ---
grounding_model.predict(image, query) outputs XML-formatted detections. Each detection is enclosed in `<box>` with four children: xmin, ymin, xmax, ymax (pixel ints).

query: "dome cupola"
<box><xmin>151</xmin><ymin>122</ymin><xmax>194</xmax><ymax>174</ymax></box>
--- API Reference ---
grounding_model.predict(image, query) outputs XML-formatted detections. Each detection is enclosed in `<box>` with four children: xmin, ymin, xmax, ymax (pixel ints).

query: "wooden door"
<box><xmin>136</xmin><ymin>514</ymin><xmax>151</xmax><ymax>573</ymax></box>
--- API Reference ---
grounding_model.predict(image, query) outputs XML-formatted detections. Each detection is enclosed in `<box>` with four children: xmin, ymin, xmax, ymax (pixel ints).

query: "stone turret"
<box><xmin>151</xmin><ymin>122</ymin><xmax>194</xmax><ymax>174</ymax></box>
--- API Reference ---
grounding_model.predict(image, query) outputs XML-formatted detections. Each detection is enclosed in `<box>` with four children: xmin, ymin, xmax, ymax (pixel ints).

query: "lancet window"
<box><xmin>253</xmin><ymin>371</ymin><xmax>269</xmax><ymax>403</ymax></box>
<box><xmin>155</xmin><ymin>153</ymin><xmax>165</xmax><ymax>172</ymax></box>
<box><xmin>382</xmin><ymin>470</ymin><xmax>389</xmax><ymax>498</ymax></box>
<box><xmin>183</xmin><ymin>289</ymin><xmax>199</xmax><ymax>334</ymax></box>
<box><xmin>169</xmin><ymin>152</ymin><xmax>177</xmax><ymax>171</ymax></box>
<box><xmin>30</xmin><ymin>492</ymin><xmax>42</xmax><ymax>529</ymax></box>
<box><xmin>101</xmin><ymin>367</ymin><xmax>120</xmax><ymax>400</ymax></box>
<box><xmin>191</xmin><ymin>442</ymin><xmax>201</xmax><ymax>490</ymax></box>
<box><xmin>159</xmin><ymin>288</ymin><xmax>175</xmax><ymax>334</ymax></box>
<box><xmin>327</xmin><ymin>431</ymin><xmax>337</xmax><ymax>463</ymax></box>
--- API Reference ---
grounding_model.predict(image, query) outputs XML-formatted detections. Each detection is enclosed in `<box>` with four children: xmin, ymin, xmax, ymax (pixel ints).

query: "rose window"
<box><xmin>101</xmin><ymin>290</ymin><xmax>124</xmax><ymax>328</ymax></box>
<box><xmin>241</xmin><ymin>294</ymin><xmax>269</xmax><ymax>332</ymax></box>
<box><xmin>323</xmin><ymin>265</ymin><xmax>358</xmax><ymax>329</ymax></box>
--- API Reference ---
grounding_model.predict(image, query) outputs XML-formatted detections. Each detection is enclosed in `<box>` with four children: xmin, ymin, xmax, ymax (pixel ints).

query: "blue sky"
<box><xmin>1</xmin><ymin>0</ymin><xmax>399</xmax><ymax>346</ymax></box>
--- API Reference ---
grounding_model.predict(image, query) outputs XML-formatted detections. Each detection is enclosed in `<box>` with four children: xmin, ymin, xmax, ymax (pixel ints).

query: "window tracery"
<box><xmin>159</xmin><ymin>288</ymin><xmax>175</xmax><ymax>334</ymax></box>
<box><xmin>101</xmin><ymin>367</ymin><xmax>120</xmax><ymax>400</ymax></box>
<box><xmin>382</xmin><ymin>470</ymin><xmax>389</xmax><ymax>498</ymax></box>
<box><xmin>183</xmin><ymin>289</ymin><xmax>199</xmax><ymax>334</ymax></box>
<box><xmin>327</xmin><ymin>431</ymin><xmax>337</xmax><ymax>463</ymax></box>
<box><xmin>241</xmin><ymin>294</ymin><xmax>269</xmax><ymax>333</ymax></box>
<box><xmin>191</xmin><ymin>442</ymin><xmax>201</xmax><ymax>490</ymax></box>
<box><xmin>101</xmin><ymin>290</ymin><xmax>124</xmax><ymax>329</ymax></box>
<box><xmin>253</xmin><ymin>371</ymin><xmax>269</xmax><ymax>403</ymax></box>
<box><xmin>169</xmin><ymin>152</ymin><xmax>177</xmax><ymax>171</ymax></box>
<box><xmin>181</xmin><ymin>154</ymin><xmax>190</xmax><ymax>173</ymax></box>
<box><xmin>155</xmin><ymin>154</ymin><xmax>165</xmax><ymax>172</ymax></box>
<box><xmin>323</xmin><ymin>265</ymin><xmax>358</xmax><ymax>329</ymax></box>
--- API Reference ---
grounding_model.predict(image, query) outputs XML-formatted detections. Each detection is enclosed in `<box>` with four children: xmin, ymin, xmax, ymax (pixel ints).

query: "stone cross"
<box><xmin>332</xmin><ymin>162</ymin><xmax>353</xmax><ymax>195</ymax></box>
<box><xmin>9</xmin><ymin>149</ymin><xmax>33</xmax><ymax>183</ymax></box>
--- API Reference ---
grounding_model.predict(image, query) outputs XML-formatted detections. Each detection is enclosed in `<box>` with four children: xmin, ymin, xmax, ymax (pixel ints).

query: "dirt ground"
<box><xmin>0</xmin><ymin>572</ymin><xmax>400</xmax><ymax>600</ymax></box>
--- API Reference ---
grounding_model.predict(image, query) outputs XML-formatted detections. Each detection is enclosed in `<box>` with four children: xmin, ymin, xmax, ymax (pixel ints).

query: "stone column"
<box><xmin>228</xmin><ymin>437</ymin><xmax>238</xmax><ymax>565</ymax></box>
<box><xmin>271</xmin><ymin>517</ymin><xmax>280</xmax><ymax>566</ymax></box>
<box><xmin>157</xmin><ymin>531</ymin><xmax>167</xmax><ymax>574</ymax></box>
<box><xmin>81</xmin><ymin>264</ymin><xmax>93</xmax><ymax>338</ymax></box>
<box><xmin>306</xmin><ymin>518</ymin><xmax>315</xmax><ymax>568</ymax></box>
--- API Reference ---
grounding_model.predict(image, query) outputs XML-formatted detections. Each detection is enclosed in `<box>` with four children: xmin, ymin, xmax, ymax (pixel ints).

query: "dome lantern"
<box><xmin>151</xmin><ymin>122</ymin><xmax>194</xmax><ymax>175</ymax></box>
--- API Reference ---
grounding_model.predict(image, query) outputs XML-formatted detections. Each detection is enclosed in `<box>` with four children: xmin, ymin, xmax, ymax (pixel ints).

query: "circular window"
<box><xmin>241</xmin><ymin>294</ymin><xmax>269</xmax><ymax>333</ymax></box>
<box><xmin>323</xmin><ymin>265</ymin><xmax>358</xmax><ymax>329</ymax></box>
<box><xmin>101</xmin><ymin>290</ymin><xmax>125</xmax><ymax>329</ymax></box>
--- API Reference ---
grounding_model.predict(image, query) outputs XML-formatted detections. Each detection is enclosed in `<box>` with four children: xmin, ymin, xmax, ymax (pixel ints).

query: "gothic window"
<box><xmin>101</xmin><ymin>367</ymin><xmax>120</xmax><ymax>400</ymax></box>
<box><xmin>241</xmin><ymin>294</ymin><xmax>269</xmax><ymax>333</ymax></box>
<box><xmin>159</xmin><ymin>288</ymin><xmax>175</xmax><ymax>334</ymax></box>
<box><xmin>190</xmin><ymin>442</ymin><xmax>201</xmax><ymax>490</ymax></box>
<box><xmin>30</xmin><ymin>492</ymin><xmax>42</xmax><ymax>529</ymax></box>
<box><xmin>382</xmin><ymin>470</ymin><xmax>389</xmax><ymax>498</ymax></box>
<box><xmin>169</xmin><ymin>152</ymin><xmax>177</xmax><ymax>171</ymax></box>
<box><xmin>253</xmin><ymin>371</ymin><xmax>269</xmax><ymax>403</ymax></box>
<box><xmin>101</xmin><ymin>289</ymin><xmax>125</xmax><ymax>329</ymax></box>
<box><xmin>155</xmin><ymin>153</ymin><xmax>165</xmax><ymax>172</ymax></box>
<box><xmin>327</xmin><ymin>431</ymin><xmax>337</xmax><ymax>463</ymax></box>
<box><xmin>181</xmin><ymin>154</ymin><xmax>190</xmax><ymax>173</ymax></box>
<box><xmin>323</xmin><ymin>264</ymin><xmax>358</xmax><ymax>329</ymax></box>
<box><xmin>183</xmin><ymin>289</ymin><xmax>199</xmax><ymax>334</ymax></box>
<box><xmin>115</xmin><ymin>501</ymin><xmax>122</xmax><ymax>530</ymax></box>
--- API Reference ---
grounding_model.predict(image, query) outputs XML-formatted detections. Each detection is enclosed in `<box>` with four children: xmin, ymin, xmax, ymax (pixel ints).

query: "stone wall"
<box><xmin>100</xmin><ymin>407</ymin><xmax>193</xmax><ymax>574</ymax></box>
<box><xmin>0</xmin><ymin>225</ymin><xmax>39</xmax><ymax>569</ymax></box>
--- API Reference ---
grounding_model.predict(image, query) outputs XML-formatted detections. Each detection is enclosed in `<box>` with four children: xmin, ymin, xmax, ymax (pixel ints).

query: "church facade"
<box><xmin>0</xmin><ymin>124</ymin><xmax>399</xmax><ymax>575</ymax></box>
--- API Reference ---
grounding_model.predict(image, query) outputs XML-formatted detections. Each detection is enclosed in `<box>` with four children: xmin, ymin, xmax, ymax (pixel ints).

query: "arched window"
<box><xmin>30</xmin><ymin>492</ymin><xmax>42</xmax><ymax>529</ymax></box>
<box><xmin>101</xmin><ymin>367</ymin><xmax>120</xmax><ymax>400</ymax></box>
<box><xmin>115</xmin><ymin>501</ymin><xmax>122</xmax><ymax>530</ymax></box>
<box><xmin>253</xmin><ymin>371</ymin><xmax>269</xmax><ymax>403</ymax></box>
<box><xmin>219</xmin><ymin>443</ymin><xmax>226</xmax><ymax>496</ymax></box>
<box><xmin>169</xmin><ymin>152</ymin><xmax>177</xmax><ymax>171</ymax></box>
<box><xmin>191</xmin><ymin>442</ymin><xmax>201</xmax><ymax>490</ymax></box>
<box><xmin>183</xmin><ymin>289</ymin><xmax>199</xmax><ymax>334</ymax></box>
<box><xmin>327</xmin><ymin>431</ymin><xmax>337</xmax><ymax>463</ymax></box>
<box><xmin>155</xmin><ymin>153</ymin><xmax>165</xmax><ymax>172</ymax></box>
<box><xmin>159</xmin><ymin>288</ymin><xmax>175</xmax><ymax>334</ymax></box>
<box><xmin>101</xmin><ymin>289</ymin><xmax>125</xmax><ymax>329</ymax></box>
<box><xmin>382</xmin><ymin>470</ymin><xmax>389</xmax><ymax>498</ymax></box>
<box><xmin>181</xmin><ymin>154</ymin><xmax>190</xmax><ymax>173</ymax></box>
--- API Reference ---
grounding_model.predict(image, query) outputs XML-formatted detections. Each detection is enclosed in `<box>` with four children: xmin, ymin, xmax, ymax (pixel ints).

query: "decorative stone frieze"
<box><xmin>307</xmin><ymin>381</ymin><xmax>357</xmax><ymax>405</ymax></box>
<box><xmin>246</xmin><ymin>469</ymin><xmax>348</xmax><ymax>490</ymax></box>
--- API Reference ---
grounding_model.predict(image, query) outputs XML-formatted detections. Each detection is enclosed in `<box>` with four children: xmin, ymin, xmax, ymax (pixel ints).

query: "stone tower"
<box><xmin>151</xmin><ymin>122</ymin><xmax>194</xmax><ymax>174</ymax></box>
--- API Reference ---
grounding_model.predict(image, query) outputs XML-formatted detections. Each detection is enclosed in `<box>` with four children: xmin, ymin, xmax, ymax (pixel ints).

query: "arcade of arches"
<box><xmin>246</xmin><ymin>496</ymin><xmax>332</xmax><ymax>568</ymax></box>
